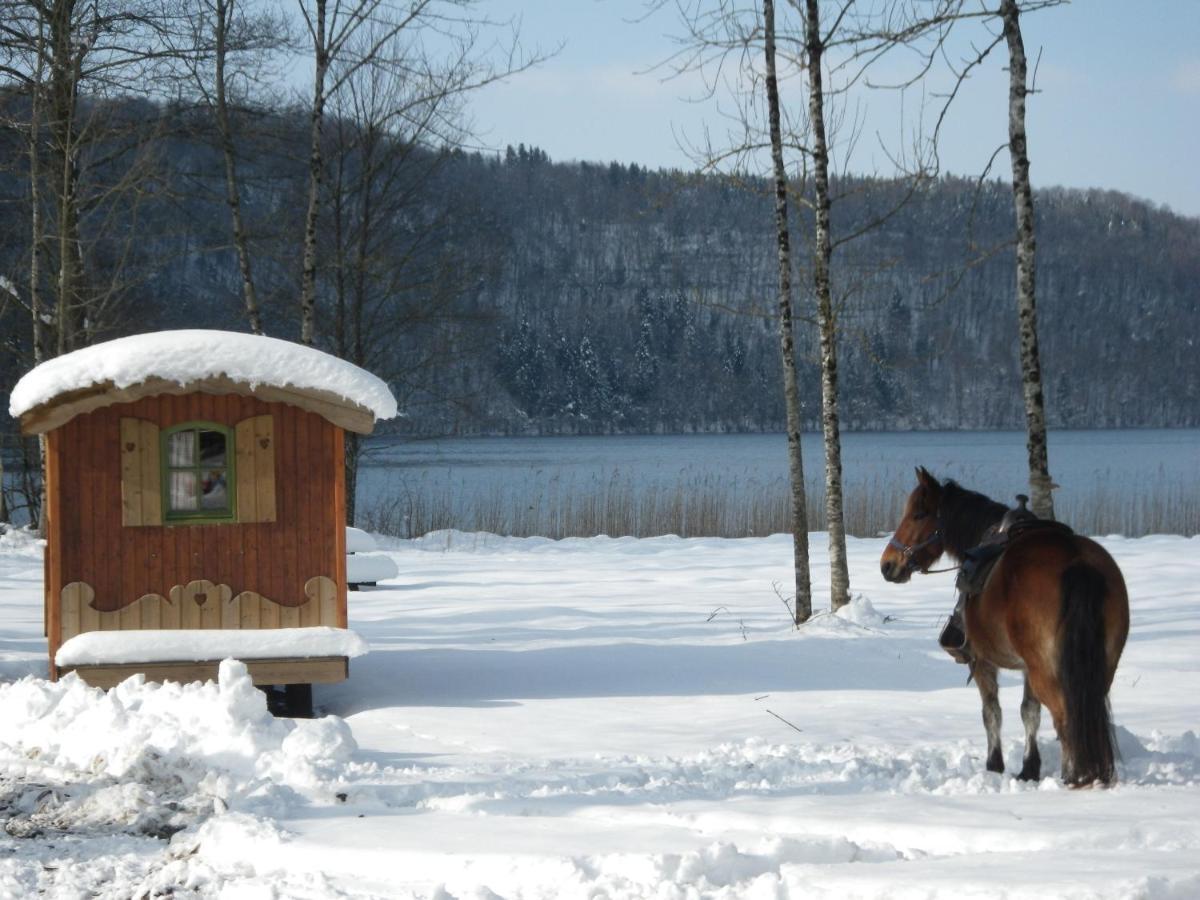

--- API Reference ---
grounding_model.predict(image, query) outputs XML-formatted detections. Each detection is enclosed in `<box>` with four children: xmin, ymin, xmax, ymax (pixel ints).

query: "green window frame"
<box><xmin>161</xmin><ymin>421</ymin><xmax>237</xmax><ymax>524</ymax></box>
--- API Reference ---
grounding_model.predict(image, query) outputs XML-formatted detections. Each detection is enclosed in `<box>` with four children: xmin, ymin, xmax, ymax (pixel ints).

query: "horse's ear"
<box><xmin>916</xmin><ymin>466</ymin><xmax>939</xmax><ymax>492</ymax></box>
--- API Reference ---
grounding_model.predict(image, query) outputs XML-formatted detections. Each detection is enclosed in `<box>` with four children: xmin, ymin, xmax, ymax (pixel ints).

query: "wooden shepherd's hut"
<box><xmin>9</xmin><ymin>330</ymin><xmax>396</xmax><ymax>707</ymax></box>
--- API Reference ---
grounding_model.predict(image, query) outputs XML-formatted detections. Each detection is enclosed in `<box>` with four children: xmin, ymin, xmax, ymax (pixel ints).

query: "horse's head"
<box><xmin>880</xmin><ymin>466</ymin><xmax>946</xmax><ymax>583</ymax></box>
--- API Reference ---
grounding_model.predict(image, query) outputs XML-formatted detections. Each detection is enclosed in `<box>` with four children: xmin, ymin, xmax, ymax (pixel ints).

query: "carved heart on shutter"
<box><xmin>235</xmin><ymin>415</ymin><xmax>277</xmax><ymax>523</ymax></box>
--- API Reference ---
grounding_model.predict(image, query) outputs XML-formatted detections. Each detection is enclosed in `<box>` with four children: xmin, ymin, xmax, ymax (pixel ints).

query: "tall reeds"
<box><xmin>358</xmin><ymin>468</ymin><xmax>1199</xmax><ymax>539</ymax></box>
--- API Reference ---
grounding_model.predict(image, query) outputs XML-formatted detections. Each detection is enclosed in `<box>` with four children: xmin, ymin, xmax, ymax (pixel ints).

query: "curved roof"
<box><xmin>10</xmin><ymin>330</ymin><xmax>398</xmax><ymax>435</ymax></box>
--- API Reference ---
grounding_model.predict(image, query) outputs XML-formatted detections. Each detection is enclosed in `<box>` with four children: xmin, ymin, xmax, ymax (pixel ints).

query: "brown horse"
<box><xmin>880</xmin><ymin>467</ymin><xmax>1129</xmax><ymax>786</ymax></box>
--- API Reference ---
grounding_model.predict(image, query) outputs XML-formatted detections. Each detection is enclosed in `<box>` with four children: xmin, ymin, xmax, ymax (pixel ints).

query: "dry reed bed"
<box><xmin>360</xmin><ymin>471</ymin><xmax>1198</xmax><ymax>540</ymax></box>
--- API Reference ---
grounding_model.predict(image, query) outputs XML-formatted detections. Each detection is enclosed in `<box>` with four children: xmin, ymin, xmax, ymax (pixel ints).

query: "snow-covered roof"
<box><xmin>10</xmin><ymin>330</ymin><xmax>398</xmax><ymax>434</ymax></box>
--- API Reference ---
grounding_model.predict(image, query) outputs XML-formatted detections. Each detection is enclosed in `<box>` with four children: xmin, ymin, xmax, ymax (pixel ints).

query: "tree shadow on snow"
<box><xmin>321</xmin><ymin>638</ymin><xmax>960</xmax><ymax>716</ymax></box>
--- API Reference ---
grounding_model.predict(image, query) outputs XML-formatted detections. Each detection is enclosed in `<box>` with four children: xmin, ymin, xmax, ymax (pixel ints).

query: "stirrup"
<box><xmin>939</xmin><ymin>618</ymin><xmax>973</xmax><ymax>664</ymax></box>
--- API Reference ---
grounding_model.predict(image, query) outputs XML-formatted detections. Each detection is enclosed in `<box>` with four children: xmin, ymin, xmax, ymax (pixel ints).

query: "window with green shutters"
<box><xmin>120</xmin><ymin>414</ymin><xmax>276</xmax><ymax>527</ymax></box>
<box><xmin>161</xmin><ymin>422</ymin><xmax>237</xmax><ymax>523</ymax></box>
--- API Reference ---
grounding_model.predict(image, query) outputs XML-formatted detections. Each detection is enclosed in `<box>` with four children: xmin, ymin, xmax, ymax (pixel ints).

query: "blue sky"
<box><xmin>466</xmin><ymin>1</ymin><xmax>1200</xmax><ymax>218</ymax></box>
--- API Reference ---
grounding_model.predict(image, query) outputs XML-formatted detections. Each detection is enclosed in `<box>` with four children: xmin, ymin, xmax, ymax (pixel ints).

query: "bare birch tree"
<box><xmin>293</xmin><ymin>0</ymin><xmax>546</xmax><ymax>346</ymax></box>
<box><xmin>656</xmin><ymin>0</ymin><xmax>949</xmax><ymax>614</ymax></box>
<box><xmin>999</xmin><ymin>0</ymin><xmax>1054</xmax><ymax>518</ymax></box>
<box><xmin>176</xmin><ymin>0</ymin><xmax>292</xmax><ymax>335</ymax></box>
<box><xmin>308</xmin><ymin>16</ymin><xmax>544</xmax><ymax>522</ymax></box>
<box><xmin>0</xmin><ymin>0</ymin><xmax>194</xmax><ymax>353</ymax></box>
<box><xmin>878</xmin><ymin>0</ymin><xmax>1061</xmax><ymax>517</ymax></box>
<box><xmin>799</xmin><ymin>0</ymin><xmax>851</xmax><ymax>610</ymax></box>
<box><xmin>764</xmin><ymin>0</ymin><xmax>812</xmax><ymax>623</ymax></box>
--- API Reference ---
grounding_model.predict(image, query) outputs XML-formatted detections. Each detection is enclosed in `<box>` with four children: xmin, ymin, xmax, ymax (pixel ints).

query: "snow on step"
<box><xmin>56</xmin><ymin>626</ymin><xmax>369</xmax><ymax>667</ymax></box>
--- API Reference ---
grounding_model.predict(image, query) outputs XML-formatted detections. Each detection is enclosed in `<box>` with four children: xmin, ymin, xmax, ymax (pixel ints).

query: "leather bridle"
<box><xmin>887</xmin><ymin>522</ymin><xmax>944</xmax><ymax>575</ymax></box>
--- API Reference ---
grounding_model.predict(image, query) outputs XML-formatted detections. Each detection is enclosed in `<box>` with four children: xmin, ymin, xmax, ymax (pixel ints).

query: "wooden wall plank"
<box><xmin>177</xmin><ymin>582</ymin><xmax>198</xmax><ymax>629</ymax></box>
<box><xmin>119</xmin><ymin>596</ymin><xmax>141</xmax><ymax>631</ymax></box>
<box><xmin>261</xmin><ymin>594</ymin><xmax>279</xmax><ymax>629</ymax></box>
<box><xmin>139</xmin><ymin>594</ymin><xmax>164</xmax><ymax>629</ymax></box>
<box><xmin>307</xmin><ymin>576</ymin><xmax>338</xmax><ymax>627</ymax></box>
<box><xmin>120</xmin><ymin>417</ymin><xmax>144</xmax><ymax>527</ymax></box>
<box><xmin>237</xmin><ymin>591</ymin><xmax>261</xmax><ymax>628</ymax></box>
<box><xmin>161</xmin><ymin>590</ymin><xmax>181</xmax><ymax>629</ymax></box>
<box><xmin>280</xmin><ymin>407</ymin><xmax>299</xmax><ymax>606</ymax></box>
<box><xmin>295</xmin><ymin>413</ymin><xmax>316</xmax><ymax>611</ymax></box>
<box><xmin>331</xmin><ymin>428</ymin><xmax>349</xmax><ymax>628</ymax></box>
<box><xmin>235</xmin><ymin>416</ymin><xmax>258</xmax><ymax>522</ymax></box>
<box><xmin>60</xmin><ymin>582</ymin><xmax>87</xmax><ymax>643</ymax></box>
<box><xmin>254</xmin><ymin>414</ymin><xmax>276</xmax><ymax>523</ymax></box>
<box><xmin>222</xmin><ymin>593</ymin><xmax>240</xmax><ymax>629</ymax></box>
<box><xmin>139</xmin><ymin>418</ymin><xmax>162</xmax><ymax>526</ymax></box>
<box><xmin>80</xmin><ymin>591</ymin><xmax>100</xmax><ymax>635</ymax></box>
<box><xmin>299</xmin><ymin>603</ymin><xmax>316</xmax><ymax>627</ymax></box>
<box><xmin>45</xmin><ymin>430</ymin><xmax>64</xmax><ymax>676</ymax></box>
<box><xmin>94</xmin><ymin>410</ymin><xmax>110</xmax><ymax>616</ymax></box>
<box><xmin>76</xmin><ymin>417</ymin><xmax>97</xmax><ymax>611</ymax></box>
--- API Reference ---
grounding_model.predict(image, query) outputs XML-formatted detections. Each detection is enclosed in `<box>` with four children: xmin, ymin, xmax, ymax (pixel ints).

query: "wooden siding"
<box><xmin>45</xmin><ymin>393</ymin><xmax>348</xmax><ymax>676</ymax></box>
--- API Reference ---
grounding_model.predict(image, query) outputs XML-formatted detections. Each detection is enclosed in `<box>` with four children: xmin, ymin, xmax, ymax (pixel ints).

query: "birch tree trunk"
<box><xmin>299</xmin><ymin>0</ymin><xmax>329</xmax><ymax>346</ymax></box>
<box><xmin>764</xmin><ymin>0</ymin><xmax>812</xmax><ymax>625</ymax></box>
<box><xmin>1000</xmin><ymin>0</ymin><xmax>1055</xmax><ymax>520</ymax></box>
<box><xmin>30</xmin><ymin>57</ymin><xmax>49</xmax><ymax>535</ymax></box>
<box><xmin>803</xmin><ymin>0</ymin><xmax>850</xmax><ymax>611</ymax></box>
<box><xmin>213</xmin><ymin>0</ymin><xmax>263</xmax><ymax>335</ymax></box>
<box><xmin>48</xmin><ymin>0</ymin><xmax>85</xmax><ymax>355</ymax></box>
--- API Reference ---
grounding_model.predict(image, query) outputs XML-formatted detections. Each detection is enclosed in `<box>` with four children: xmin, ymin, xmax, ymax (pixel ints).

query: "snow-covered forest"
<box><xmin>2</xmin><ymin>107</ymin><xmax>1198</xmax><ymax>440</ymax></box>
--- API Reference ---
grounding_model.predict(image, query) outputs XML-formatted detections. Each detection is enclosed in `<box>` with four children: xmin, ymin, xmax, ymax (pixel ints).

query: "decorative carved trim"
<box><xmin>59</xmin><ymin>575</ymin><xmax>341</xmax><ymax>641</ymax></box>
<box><xmin>168</xmin><ymin>580</ymin><xmax>232</xmax><ymax>629</ymax></box>
<box><xmin>305</xmin><ymin>576</ymin><xmax>338</xmax><ymax>627</ymax></box>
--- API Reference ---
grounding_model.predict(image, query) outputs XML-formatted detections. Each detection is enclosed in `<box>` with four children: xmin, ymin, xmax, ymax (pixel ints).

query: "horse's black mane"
<box><xmin>938</xmin><ymin>479</ymin><xmax>1009</xmax><ymax>561</ymax></box>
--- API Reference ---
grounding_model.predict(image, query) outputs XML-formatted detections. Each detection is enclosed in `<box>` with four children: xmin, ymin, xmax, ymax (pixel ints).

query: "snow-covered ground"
<box><xmin>1</xmin><ymin>526</ymin><xmax>1198</xmax><ymax>899</ymax></box>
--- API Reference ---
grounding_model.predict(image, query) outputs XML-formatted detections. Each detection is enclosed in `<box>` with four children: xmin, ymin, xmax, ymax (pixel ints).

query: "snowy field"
<box><xmin>1</xmin><ymin>526</ymin><xmax>1198</xmax><ymax>899</ymax></box>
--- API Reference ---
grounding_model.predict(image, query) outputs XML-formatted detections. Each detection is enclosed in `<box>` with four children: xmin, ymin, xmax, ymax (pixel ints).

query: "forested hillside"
<box><xmin>3</xmin><ymin>105</ymin><xmax>1198</xmax><ymax>436</ymax></box>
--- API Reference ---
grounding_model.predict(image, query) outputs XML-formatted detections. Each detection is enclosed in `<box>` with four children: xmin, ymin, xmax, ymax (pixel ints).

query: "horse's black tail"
<box><xmin>1059</xmin><ymin>562</ymin><xmax>1117</xmax><ymax>786</ymax></box>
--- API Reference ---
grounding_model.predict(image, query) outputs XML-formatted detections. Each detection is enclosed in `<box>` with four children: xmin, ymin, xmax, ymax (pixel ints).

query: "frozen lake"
<box><xmin>356</xmin><ymin>429</ymin><xmax>1200</xmax><ymax>537</ymax></box>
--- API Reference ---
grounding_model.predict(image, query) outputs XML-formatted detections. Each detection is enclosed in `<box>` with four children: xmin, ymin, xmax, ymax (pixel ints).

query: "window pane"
<box><xmin>200</xmin><ymin>469</ymin><xmax>228</xmax><ymax>509</ymax></box>
<box><xmin>199</xmin><ymin>430</ymin><xmax>226</xmax><ymax>467</ymax></box>
<box><xmin>168</xmin><ymin>431</ymin><xmax>194</xmax><ymax>467</ymax></box>
<box><xmin>170</xmin><ymin>472</ymin><xmax>198</xmax><ymax>510</ymax></box>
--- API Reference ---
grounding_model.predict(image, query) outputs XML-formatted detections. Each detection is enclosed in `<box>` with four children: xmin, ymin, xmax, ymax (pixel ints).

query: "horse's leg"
<box><xmin>1025</xmin><ymin>665</ymin><xmax>1070</xmax><ymax>783</ymax></box>
<box><xmin>972</xmin><ymin>660</ymin><xmax>1004</xmax><ymax>773</ymax></box>
<box><xmin>1017</xmin><ymin>675</ymin><xmax>1041</xmax><ymax>781</ymax></box>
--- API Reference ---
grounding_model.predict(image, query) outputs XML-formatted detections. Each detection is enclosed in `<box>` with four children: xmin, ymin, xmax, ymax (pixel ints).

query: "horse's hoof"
<box><xmin>986</xmin><ymin>753</ymin><xmax>1004</xmax><ymax>774</ymax></box>
<box><xmin>1017</xmin><ymin>765</ymin><xmax>1040</xmax><ymax>781</ymax></box>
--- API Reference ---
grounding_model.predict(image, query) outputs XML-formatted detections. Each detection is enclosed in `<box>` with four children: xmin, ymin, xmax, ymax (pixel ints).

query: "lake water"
<box><xmin>355</xmin><ymin>429</ymin><xmax>1199</xmax><ymax>538</ymax></box>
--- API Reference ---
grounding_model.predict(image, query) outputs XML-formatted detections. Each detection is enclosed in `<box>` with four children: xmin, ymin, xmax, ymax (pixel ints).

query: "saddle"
<box><xmin>939</xmin><ymin>496</ymin><xmax>1074</xmax><ymax>664</ymax></box>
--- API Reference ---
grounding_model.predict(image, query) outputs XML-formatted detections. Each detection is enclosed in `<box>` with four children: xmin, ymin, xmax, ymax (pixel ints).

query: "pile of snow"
<box><xmin>56</xmin><ymin>626</ymin><xmax>369</xmax><ymax>666</ymax></box>
<box><xmin>346</xmin><ymin>526</ymin><xmax>400</xmax><ymax>586</ymax></box>
<box><xmin>345</xmin><ymin>526</ymin><xmax>378</xmax><ymax>553</ymax></box>
<box><xmin>0</xmin><ymin>661</ymin><xmax>355</xmax><ymax>852</ymax></box>
<box><xmin>8</xmin><ymin>329</ymin><xmax>398</xmax><ymax>420</ymax></box>
<box><xmin>346</xmin><ymin>553</ymin><xmax>399</xmax><ymax>586</ymax></box>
